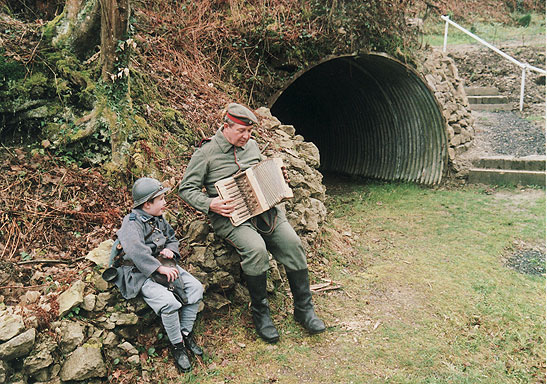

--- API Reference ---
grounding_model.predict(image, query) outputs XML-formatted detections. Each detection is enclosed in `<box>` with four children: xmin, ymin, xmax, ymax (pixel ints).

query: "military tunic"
<box><xmin>179</xmin><ymin>128</ymin><xmax>307</xmax><ymax>275</ymax></box>
<box><xmin>114</xmin><ymin>208</ymin><xmax>203</xmax><ymax>343</ymax></box>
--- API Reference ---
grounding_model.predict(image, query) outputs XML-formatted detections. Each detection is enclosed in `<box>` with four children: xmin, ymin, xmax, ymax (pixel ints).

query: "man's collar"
<box><xmin>215</xmin><ymin>128</ymin><xmax>246</xmax><ymax>153</ymax></box>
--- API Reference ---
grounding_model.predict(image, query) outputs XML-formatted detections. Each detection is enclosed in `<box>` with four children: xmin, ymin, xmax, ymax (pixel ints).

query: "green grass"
<box><xmin>423</xmin><ymin>12</ymin><xmax>546</xmax><ymax>47</ymax></box>
<box><xmin>154</xmin><ymin>181</ymin><xmax>545</xmax><ymax>383</ymax></box>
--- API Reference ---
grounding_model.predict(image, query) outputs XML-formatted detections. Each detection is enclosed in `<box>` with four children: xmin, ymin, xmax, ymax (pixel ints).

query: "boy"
<box><xmin>114</xmin><ymin>177</ymin><xmax>204</xmax><ymax>372</ymax></box>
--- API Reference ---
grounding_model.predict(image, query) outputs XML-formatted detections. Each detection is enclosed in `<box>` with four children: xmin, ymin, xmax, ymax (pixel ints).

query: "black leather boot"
<box><xmin>244</xmin><ymin>273</ymin><xmax>280</xmax><ymax>343</ymax></box>
<box><xmin>172</xmin><ymin>342</ymin><xmax>191</xmax><ymax>372</ymax></box>
<box><xmin>286</xmin><ymin>268</ymin><xmax>326</xmax><ymax>334</ymax></box>
<box><xmin>183</xmin><ymin>331</ymin><xmax>203</xmax><ymax>356</ymax></box>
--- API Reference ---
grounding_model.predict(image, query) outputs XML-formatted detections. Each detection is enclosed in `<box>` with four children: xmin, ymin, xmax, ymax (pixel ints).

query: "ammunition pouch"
<box><xmin>102</xmin><ymin>229</ymin><xmax>188</xmax><ymax>305</ymax></box>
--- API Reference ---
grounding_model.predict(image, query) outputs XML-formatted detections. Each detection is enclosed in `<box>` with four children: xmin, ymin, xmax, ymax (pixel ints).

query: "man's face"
<box><xmin>143</xmin><ymin>194</ymin><xmax>167</xmax><ymax>216</ymax></box>
<box><xmin>222</xmin><ymin>122</ymin><xmax>253</xmax><ymax>147</ymax></box>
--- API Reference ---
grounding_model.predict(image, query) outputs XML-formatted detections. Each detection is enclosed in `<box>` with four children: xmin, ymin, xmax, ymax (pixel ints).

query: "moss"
<box><xmin>43</xmin><ymin>12</ymin><xmax>65</xmax><ymax>42</ymax></box>
<box><xmin>0</xmin><ymin>53</ymin><xmax>26</xmax><ymax>84</ymax></box>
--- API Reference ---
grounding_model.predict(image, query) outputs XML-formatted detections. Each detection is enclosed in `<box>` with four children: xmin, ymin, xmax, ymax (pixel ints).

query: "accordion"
<box><xmin>214</xmin><ymin>158</ymin><xmax>293</xmax><ymax>226</ymax></box>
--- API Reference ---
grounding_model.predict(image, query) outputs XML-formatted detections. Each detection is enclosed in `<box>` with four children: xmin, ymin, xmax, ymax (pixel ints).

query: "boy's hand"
<box><xmin>156</xmin><ymin>265</ymin><xmax>179</xmax><ymax>282</ymax></box>
<box><xmin>160</xmin><ymin>248</ymin><xmax>174</xmax><ymax>258</ymax></box>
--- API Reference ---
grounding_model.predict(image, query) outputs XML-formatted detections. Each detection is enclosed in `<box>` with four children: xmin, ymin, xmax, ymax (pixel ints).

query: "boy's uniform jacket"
<box><xmin>114</xmin><ymin>208</ymin><xmax>180</xmax><ymax>299</ymax></box>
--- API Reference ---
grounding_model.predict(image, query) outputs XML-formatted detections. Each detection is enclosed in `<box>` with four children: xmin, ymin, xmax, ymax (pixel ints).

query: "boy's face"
<box><xmin>142</xmin><ymin>194</ymin><xmax>167</xmax><ymax>216</ymax></box>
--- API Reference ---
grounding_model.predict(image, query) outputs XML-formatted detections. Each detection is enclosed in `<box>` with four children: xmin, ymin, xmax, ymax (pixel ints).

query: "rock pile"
<box><xmin>0</xmin><ymin>108</ymin><xmax>328</xmax><ymax>383</ymax></box>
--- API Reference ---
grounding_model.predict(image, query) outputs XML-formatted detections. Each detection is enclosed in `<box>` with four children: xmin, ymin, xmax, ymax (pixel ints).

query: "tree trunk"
<box><xmin>99</xmin><ymin>0</ymin><xmax>130</xmax><ymax>82</ymax></box>
<box><xmin>52</xmin><ymin>0</ymin><xmax>132</xmax><ymax>166</ymax></box>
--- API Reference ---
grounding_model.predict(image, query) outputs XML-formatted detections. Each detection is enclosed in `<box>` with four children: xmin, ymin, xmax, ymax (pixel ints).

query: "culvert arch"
<box><xmin>269</xmin><ymin>53</ymin><xmax>448</xmax><ymax>185</ymax></box>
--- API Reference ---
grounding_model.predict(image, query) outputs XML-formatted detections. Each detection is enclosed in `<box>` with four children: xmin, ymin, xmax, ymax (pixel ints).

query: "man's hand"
<box><xmin>156</xmin><ymin>265</ymin><xmax>179</xmax><ymax>282</ymax></box>
<box><xmin>281</xmin><ymin>166</ymin><xmax>290</xmax><ymax>184</ymax></box>
<box><xmin>210</xmin><ymin>196</ymin><xmax>235</xmax><ymax>217</ymax></box>
<box><xmin>160</xmin><ymin>248</ymin><xmax>174</xmax><ymax>258</ymax></box>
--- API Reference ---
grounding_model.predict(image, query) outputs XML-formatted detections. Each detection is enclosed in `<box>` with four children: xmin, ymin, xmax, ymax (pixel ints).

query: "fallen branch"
<box><xmin>16</xmin><ymin>256</ymin><xmax>87</xmax><ymax>266</ymax></box>
<box><xmin>310</xmin><ymin>280</ymin><xmax>342</xmax><ymax>293</ymax></box>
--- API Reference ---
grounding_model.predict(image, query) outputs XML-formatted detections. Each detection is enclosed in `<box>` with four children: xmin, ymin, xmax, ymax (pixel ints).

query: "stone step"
<box><xmin>472</xmin><ymin>155</ymin><xmax>546</xmax><ymax>171</ymax></box>
<box><xmin>467</xmin><ymin>95</ymin><xmax>509</xmax><ymax>104</ymax></box>
<box><xmin>468</xmin><ymin>168</ymin><xmax>546</xmax><ymax>186</ymax></box>
<box><xmin>469</xmin><ymin>103</ymin><xmax>513</xmax><ymax>111</ymax></box>
<box><xmin>464</xmin><ymin>86</ymin><xmax>499</xmax><ymax>96</ymax></box>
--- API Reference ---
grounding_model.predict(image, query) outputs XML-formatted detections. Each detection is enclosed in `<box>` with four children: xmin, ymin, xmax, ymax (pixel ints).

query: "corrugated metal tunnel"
<box><xmin>270</xmin><ymin>53</ymin><xmax>448</xmax><ymax>185</ymax></box>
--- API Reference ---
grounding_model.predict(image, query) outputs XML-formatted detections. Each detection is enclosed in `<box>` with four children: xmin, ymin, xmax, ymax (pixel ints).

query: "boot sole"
<box><xmin>296</xmin><ymin>319</ymin><xmax>326</xmax><ymax>335</ymax></box>
<box><xmin>262</xmin><ymin>335</ymin><xmax>279</xmax><ymax>343</ymax></box>
<box><xmin>176</xmin><ymin>364</ymin><xmax>192</xmax><ymax>373</ymax></box>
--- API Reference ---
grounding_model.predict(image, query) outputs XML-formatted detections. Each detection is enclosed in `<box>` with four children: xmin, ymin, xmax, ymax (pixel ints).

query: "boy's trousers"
<box><xmin>141</xmin><ymin>267</ymin><xmax>203</xmax><ymax>345</ymax></box>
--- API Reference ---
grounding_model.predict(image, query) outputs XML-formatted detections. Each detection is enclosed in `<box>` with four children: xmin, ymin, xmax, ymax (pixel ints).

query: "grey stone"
<box><xmin>127</xmin><ymin>355</ymin><xmax>140</xmax><ymax>365</ymax></box>
<box><xmin>94</xmin><ymin>292</ymin><xmax>112</xmax><ymax>311</ymax></box>
<box><xmin>188</xmin><ymin>246</ymin><xmax>217</xmax><ymax>271</ymax></box>
<box><xmin>22</xmin><ymin>291</ymin><xmax>41</xmax><ymax>305</ymax></box>
<box><xmin>0</xmin><ymin>328</ymin><xmax>36</xmax><ymax>361</ymax></box>
<box><xmin>59</xmin><ymin>345</ymin><xmax>107</xmax><ymax>381</ymax></box>
<box><xmin>81</xmin><ymin>293</ymin><xmax>96</xmax><ymax>311</ymax></box>
<box><xmin>0</xmin><ymin>360</ymin><xmax>8</xmax><ymax>383</ymax></box>
<box><xmin>118</xmin><ymin>341</ymin><xmax>138</xmax><ymax>355</ymax></box>
<box><xmin>109</xmin><ymin>312</ymin><xmax>138</xmax><ymax>326</ymax></box>
<box><xmin>205</xmin><ymin>292</ymin><xmax>231</xmax><ymax>311</ymax></box>
<box><xmin>85</xmin><ymin>239</ymin><xmax>114</xmax><ymax>268</ymax></box>
<box><xmin>185</xmin><ymin>220</ymin><xmax>210</xmax><ymax>244</ymax></box>
<box><xmin>57</xmin><ymin>280</ymin><xmax>85</xmax><ymax>317</ymax></box>
<box><xmin>23</xmin><ymin>347</ymin><xmax>54</xmax><ymax>375</ymax></box>
<box><xmin>0</xmin><ymin>312</ymin><xmax>25</xmax><ymax>342</ymax></box>
<box><xmin>57</xmin><ymin>320</ymin><xmax>85</xmax><ymax>353</ymax></box>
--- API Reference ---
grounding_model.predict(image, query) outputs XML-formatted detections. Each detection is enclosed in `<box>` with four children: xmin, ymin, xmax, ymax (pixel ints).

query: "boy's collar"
<box><xmin>133</xmin><ymin>208</ymin><xmax>160</xmax><ymax>222</ymax></box>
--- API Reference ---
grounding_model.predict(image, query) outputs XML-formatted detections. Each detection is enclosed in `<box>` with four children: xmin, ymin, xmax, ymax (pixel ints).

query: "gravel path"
<box><xmin>467</xmin><ymin>110</ymin><xmax>546</xmax><ymax>158</ymax></box>
<box><xmin>449</xmin><ymin>42</ymin><xmax>545</xmax><ymax>161</ymax></box>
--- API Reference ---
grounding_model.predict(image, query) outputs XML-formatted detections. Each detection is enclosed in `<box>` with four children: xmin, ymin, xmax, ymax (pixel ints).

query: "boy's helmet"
<box><xmin>132</xmin><ymin>177</ymin><xmax>170</xmax><ymax>208</ymax></box>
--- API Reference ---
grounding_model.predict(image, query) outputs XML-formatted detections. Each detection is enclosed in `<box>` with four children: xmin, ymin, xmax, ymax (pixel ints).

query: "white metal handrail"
<box><xmin>441</xmin><ymin>15</ymin><xmax>547</xmax><ymax>111</ymax></box>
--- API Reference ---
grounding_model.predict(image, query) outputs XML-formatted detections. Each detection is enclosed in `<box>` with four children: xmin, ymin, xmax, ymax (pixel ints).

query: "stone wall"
<box><xmin>0</xmin><ymin>109</ymin><xmax>328</xmax><ymax>383</ymax></box>
<box><xmin>420</xmin><ymin>48</ymin><xmax>476</xmax><ymax>175</ymax></box>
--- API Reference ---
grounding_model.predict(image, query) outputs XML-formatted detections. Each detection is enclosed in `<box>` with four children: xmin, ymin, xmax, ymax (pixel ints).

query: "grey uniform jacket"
<box><xmin>114</xmin><ymin>209</ymin><xmax>180</xmax><ymax>299</ymax></box>
<box><xmin>179</xmin><ymin>128</ymin><xmax>273</xmax><ymax>237</ymax></box>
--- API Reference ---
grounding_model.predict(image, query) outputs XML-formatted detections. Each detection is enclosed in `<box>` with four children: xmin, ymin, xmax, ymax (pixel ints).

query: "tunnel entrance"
<box><xmin>270</xmin><ymin>53</ymin><xmax>448</xmax><ymax>185</ymax></box>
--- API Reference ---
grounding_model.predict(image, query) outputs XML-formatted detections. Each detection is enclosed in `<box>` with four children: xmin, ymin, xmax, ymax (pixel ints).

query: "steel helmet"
<box><xmin>132</xmin><ymin>177</ymin><xmax>170</xmax><ymax>208</ymax></box>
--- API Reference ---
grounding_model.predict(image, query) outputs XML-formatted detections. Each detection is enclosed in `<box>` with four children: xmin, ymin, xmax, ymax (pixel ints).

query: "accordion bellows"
<box><xmin>214</xmin><ymin>158</ymin><xmax>293</xmax><ymax>226</ymax></box>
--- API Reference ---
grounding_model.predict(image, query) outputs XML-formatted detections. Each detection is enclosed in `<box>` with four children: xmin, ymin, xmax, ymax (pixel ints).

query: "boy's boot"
<box><xmin>244</xmin><ymin>273</ymin><xmax>280</xmax><ymax>343</ymax></box>
<box><xmin>172</xmin><ymin>342</ymin><xmax>191</xmax><ymax>372</ymax></box>
<box><xmin>286</xmin><ymin>268</ymin><xmax>326</xmax><ymax>334</ymax></box>
<box><xmin>183</xmin><ymin>331</ymin><xmax>203</xmax><ymax>356</ymax></box>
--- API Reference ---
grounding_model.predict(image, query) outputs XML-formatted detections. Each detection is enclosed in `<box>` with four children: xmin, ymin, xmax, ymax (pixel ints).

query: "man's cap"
<box><xmin>132</xmin><ymin>177</ymin><xmax>170</xmax><ymax>208</ymax></box>
<box><xmin>226</xmin><ymin>103</ymin><xmax>258</xmax><ymax>126</ymax></box>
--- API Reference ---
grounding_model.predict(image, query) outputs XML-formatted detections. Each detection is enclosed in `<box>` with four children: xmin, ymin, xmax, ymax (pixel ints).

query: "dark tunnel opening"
<box><xmin>270</xmin><ymin>53</ymin><xmax>448</xmax><ymax>185</ymax></box>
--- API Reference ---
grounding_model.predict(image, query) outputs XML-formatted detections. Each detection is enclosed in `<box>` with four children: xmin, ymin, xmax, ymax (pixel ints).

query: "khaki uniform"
<box><xmin>179</xmin><ymin>128</ymin><xmax>307</xmax><ymax>275</ymax></box>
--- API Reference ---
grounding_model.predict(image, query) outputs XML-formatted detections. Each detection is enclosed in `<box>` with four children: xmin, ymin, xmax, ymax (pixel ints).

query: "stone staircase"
<box><xmin>465</xmin><ymin>86</ymin><xmax>512</xmax><ymax>111</ymax></box>
<box><xmin>468</xmin><ymin>155</ymin><xmax>546</xmax><ymax>186</ymax></box>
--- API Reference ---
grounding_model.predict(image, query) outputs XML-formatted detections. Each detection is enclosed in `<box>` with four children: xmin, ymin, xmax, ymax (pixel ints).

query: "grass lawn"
<box><xmin>154</xmin><ymin>181</ymin><xmax>545</xmax><ymax>384</ymax></box>
<box><xmin>422</xmin><ymin>12</ymin><xmax>546</xmax><ymax>47</ymax></box>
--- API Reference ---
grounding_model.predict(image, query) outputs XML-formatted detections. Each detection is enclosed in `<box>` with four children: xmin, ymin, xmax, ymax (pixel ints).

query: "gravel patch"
<box><xmin>506</xmin><ymin>248</ymin><xmax>546</xmax><ymax>276</ymax></box>
<box><xmin>470</xmin><ymin>110</ymin><xmax>546</xmax><ymax>158</ymax></box>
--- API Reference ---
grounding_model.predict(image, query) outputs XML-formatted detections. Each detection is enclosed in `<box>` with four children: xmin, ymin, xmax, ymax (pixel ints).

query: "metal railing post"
<box><xmin>443</xmin><ymin>17</ymin><xmax>449</xmax><ymax>53</ymax></box>
<box><xmin>520</xmin><ymin>66</ymin><xmax>527</xmax><ymax>112</ymax></box>
<box><xmin>440</xmin><ymin>15</ymin><xmax>546</xmax><ymax>112</ymax></box>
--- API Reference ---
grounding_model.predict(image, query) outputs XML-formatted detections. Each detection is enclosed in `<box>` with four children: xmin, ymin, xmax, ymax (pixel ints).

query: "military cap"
<box><xmin>132</xmin><ymin>177</ymin><xmax>170</xmax><ymax>208</ymax></box>
<box><xmin>225</xmin><ymin>103</ymin><xmax>258</xmax><ymax>126</ymax></box>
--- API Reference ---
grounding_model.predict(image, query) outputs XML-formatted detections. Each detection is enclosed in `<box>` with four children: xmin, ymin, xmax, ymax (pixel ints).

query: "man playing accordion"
<box><xmin>179</xmin><ymin>103</ymin><xmax>325</xmax><ymax>343</ymax></box>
